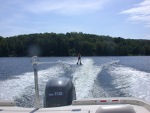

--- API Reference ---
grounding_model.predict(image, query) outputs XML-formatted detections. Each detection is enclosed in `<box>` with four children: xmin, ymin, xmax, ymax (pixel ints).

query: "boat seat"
<box><xmin>96</xmin><ymin>104</ymin><xmax>136</xmax><ymax>113</ymax></box>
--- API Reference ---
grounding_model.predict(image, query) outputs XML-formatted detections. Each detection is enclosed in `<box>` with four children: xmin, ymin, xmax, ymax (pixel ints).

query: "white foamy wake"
<box><xmin>0</xmin><ymin>58</ymin><xmax>103</xmax><ymax>103</ymax></box>
<box><xmin>0</xmin><ymin>65</ymin><xmax>64</xmax><ymax>100</ymax></box>
<box><xmin>72</xmin><ymin>58</ymin><xmax>102</xmax><ymax>100</ymax></box>
<box><xmin>109</xmin><ymin>65</ymin><xmax>150</xmax><ymax>102</ymax></box>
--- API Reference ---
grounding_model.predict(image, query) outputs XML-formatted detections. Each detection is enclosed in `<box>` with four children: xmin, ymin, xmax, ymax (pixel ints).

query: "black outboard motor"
<box><xmin>44</xmin><ymin>77</ymin><xmax>76</xmax><ymax>107</ymax></box>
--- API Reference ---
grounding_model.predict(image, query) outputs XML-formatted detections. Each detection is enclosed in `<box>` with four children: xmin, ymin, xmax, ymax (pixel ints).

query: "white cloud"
<box><xmin>121</xmin><ymin>0</ymin><xmax>150</xmax><ymax>27</ymax></box>
<box><xmin>25</xmin><ymin>0</ymin><xmax>107</xmax><ymax>15</ymax></box>
<box><xmin>0</xmin><ymin>0</ymin><xmax>110</xmax><ymax>37</ymax></box>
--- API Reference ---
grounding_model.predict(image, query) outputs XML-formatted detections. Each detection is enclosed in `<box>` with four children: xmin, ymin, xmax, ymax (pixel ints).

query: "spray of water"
<box><xmin>1</xmin><ymin>57</ymin><xmax>150</xmax><ymax>107</ymax></box>
<box><xmin>108</xmin><ymin>64</ymin><xmax>150</xmax><ymax>102</ymax></box>
<box><xmin>72</xmin><ymin>58</ymin><xmax>102</xmax><ymax>99</ymax></box>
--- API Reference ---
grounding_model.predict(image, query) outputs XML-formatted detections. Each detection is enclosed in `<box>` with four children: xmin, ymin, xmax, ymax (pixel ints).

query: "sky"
<box><xmin>0</xmin><ymin>0</ymin><xmax>150</xmax><ymax>39</ymax></box>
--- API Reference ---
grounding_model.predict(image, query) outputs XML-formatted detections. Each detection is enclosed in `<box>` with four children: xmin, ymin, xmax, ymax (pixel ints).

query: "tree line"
<box><xmin>0</xmin><ymin>32</ymin><xmax>150</xmax><ymax>57</ymax></box>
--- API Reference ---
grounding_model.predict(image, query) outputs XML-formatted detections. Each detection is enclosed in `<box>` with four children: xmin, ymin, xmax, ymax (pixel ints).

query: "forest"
<box><xmin>0</xmin><ymin>32</ymin><xmax>150</xmax><ymax>57</ymax></box>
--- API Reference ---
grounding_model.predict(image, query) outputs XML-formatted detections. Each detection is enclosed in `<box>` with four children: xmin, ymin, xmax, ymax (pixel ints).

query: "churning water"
<box><xmin>0</xmin><ymin>56</ymin><xmax>150</xmax><ymax>107</ymax></box>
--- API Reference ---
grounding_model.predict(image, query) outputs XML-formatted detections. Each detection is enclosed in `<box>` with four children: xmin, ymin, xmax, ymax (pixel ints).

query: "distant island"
<box><xmin>0</xmin><ymin>32</ymin><xmax>150</xmax><ymax>57</ymax></box>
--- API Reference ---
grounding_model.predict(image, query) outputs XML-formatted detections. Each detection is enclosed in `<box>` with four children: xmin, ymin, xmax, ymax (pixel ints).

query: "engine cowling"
<box><xmin>44</xmin><ymin>77</ymin><xmax>76</xmax><ymax>107</ymax></box>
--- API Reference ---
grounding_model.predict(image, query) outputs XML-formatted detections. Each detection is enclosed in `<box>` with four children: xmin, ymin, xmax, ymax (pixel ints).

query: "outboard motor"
<box><xmin>44</xmin><ymin>77</ymin><xmax>76</xmax><ymax>107</ymax></box>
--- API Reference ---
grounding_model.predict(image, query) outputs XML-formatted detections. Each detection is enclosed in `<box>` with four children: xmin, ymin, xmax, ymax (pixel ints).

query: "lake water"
<box><xmin>0</xmin><ymin>56</ymin><xmax>150</xmax><ymax>107</ymax></box>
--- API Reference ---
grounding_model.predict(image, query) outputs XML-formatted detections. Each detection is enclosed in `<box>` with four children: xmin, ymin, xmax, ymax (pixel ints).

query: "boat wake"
<box><xmin>72</xmin><ymin>59</ymin><xmax>102</xmax><ymax>99</ymax></box>
<box><xmin>109</xmin><ymin>64</ymin><xmax>150</xmax><ymax>101</ymax></box>
<box><xmin>0</xmin><ymin>57</ymin><xmax>150</xmax><ymax>107</ymax></box>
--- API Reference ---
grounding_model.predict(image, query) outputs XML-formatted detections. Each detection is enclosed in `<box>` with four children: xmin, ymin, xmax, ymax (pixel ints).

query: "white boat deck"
<box><xmin>0</xmin><ymin>104</ymin><xmax>150</xmax><ymax>113</ymax></box>
<box><xmin>0</xmin><ymin>98</ymin><xmax>150</xmax><ymax>113</ymax></box>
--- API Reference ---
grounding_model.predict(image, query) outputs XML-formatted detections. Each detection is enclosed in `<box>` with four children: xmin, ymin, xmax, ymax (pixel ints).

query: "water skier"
<box><xmin>77</xmin><ymin>53</ymin><xmax>82</xmax><ymax>65</ymax></box>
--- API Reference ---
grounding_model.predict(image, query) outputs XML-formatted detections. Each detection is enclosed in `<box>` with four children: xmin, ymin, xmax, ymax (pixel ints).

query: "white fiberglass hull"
<box><xmin>0</xmin><ymin>97</ymin><xmax>150</xmax><ymax>113</ymax></box>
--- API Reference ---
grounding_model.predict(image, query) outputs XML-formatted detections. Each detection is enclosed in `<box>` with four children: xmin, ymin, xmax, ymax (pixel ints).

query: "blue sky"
<box><xmin>0</xmin><ymin>0</ymin><xmax>150</xmax><ymax>39</ymax></box>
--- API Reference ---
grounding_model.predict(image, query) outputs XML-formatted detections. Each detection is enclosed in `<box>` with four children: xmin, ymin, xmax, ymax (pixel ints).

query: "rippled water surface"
<box><xmin>0</xmin><ymin>56</ymin><xmax>150</xmax><ymax>107</ymax></box>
